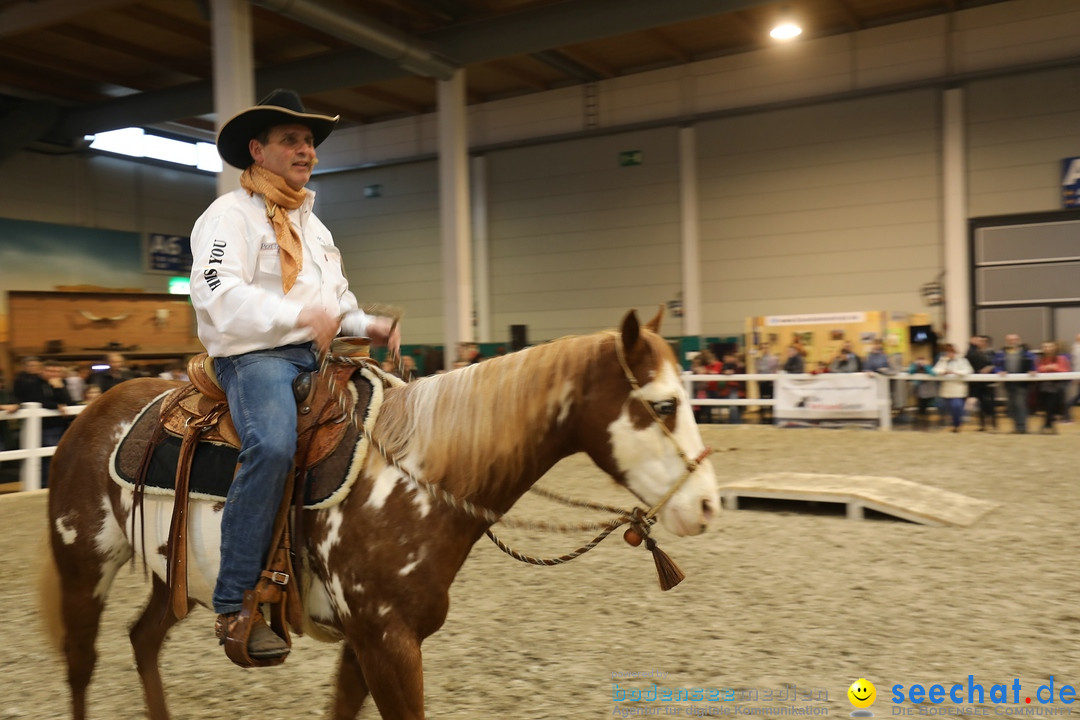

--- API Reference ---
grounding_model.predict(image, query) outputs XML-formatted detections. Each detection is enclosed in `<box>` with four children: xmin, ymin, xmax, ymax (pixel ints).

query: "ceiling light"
<box><xmin>770</xmin><ymin>21</ymin><xmax>803</xmax><ymax>40</ymax></box>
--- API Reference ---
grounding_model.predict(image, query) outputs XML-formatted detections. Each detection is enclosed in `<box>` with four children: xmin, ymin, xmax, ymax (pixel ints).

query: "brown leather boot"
<box><xmin>215</xmin><ymin>610</ymin><xmax>290</xmax><ymax>660</ymax></box>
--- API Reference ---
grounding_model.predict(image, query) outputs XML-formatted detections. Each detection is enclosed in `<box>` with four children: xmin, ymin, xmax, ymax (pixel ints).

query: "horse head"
<box><xmin>581</xmin><ymin>308</ymin><xmax>719</xmax><ymax>537</ymax></box>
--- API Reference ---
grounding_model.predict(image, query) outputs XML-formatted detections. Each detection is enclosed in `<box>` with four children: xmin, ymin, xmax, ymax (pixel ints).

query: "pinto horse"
<box><xmin>40</xmin><ymin>309</ymin><xmax>719</xmax><ymax>720</ymax></box>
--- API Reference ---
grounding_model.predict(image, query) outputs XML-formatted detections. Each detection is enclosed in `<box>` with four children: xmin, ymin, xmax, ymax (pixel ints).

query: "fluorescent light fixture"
<box><xmin>86</xmin><ymin>128</ymin><xmax>222</xmax><ymax>173</ymax></box>
<box><xmin>168</xmin><ymin>277</ymin><xmax>191</xmax><ymax>295</ymax></box>
<box><xmin>196</xmin><ymin>142</ymin><xmax>223</xmax><ymax>172</ymax></box>
<box><xmin>770</xmin><ymin>21</ymin><xmax>802</xmax><ymax>40</ymax></box>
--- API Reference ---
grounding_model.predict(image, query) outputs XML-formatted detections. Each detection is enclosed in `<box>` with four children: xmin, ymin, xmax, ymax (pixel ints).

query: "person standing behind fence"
<box><xmin>13</xmin><ymin>357</ymin><xmax>71</xmax><ymax>487</ymax></box>
<box><xmin>782</xmin><ymin>344</ymin><xmax>805</xmax><ymax>374</ymax></box>
<box><xmin>720</xmin><ymin>351</ymin><xmax>744</xmax><ymax>424</ymax></box>
<box><xmin>755</xmin><ymin>343</ymin><xmax>779</xmax><ymax>425</ymax></box>
<box><xmin>1069</xmin><ymin>332</ymin><xmax>1080</xmax><ymax>419</ymax></box>
<box><xmin>828</xmin><ymin>341</ymin><xmax>862</xmax><ymax>373</ymax></box>
<box><xmin>907</xmin><ymin>355</ymin><xmax>936</xmax><ymax>431</ymax></box>
<box><xmin>90</xmin><ymin>352</ymin><xmax>135</xmax><ymax>394</ymax></box>
<box><xmin>0</xmin><ymin>377</ymin><xmax>18</xmax><ymax>454</ymax></box>
<box><xmin>994</xmin><ymin>334</ymin><xmax>1035</xmax><ymax>434</ymax></box>
<box><xmin>933</xmin><ymin>344</ymin><xmax>972</xmax><ymax>433</ymax></box>
<box><xmin>1035</xmin><ymin>340</ymin><xmax>1070</xmax><ymax>434</ymax></box>
<box><xmin>965</xmin><ymin>335</ymin><xmax>997</xmax><ymax>432</ymax></box>
<box><xmin>689</xmin><ymin>352</ymin><xmax>716</xmax><ymax>424</ymax></box>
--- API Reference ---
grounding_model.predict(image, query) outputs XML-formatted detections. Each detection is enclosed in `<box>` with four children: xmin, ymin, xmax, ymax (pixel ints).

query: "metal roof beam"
<box><xmin>52</xmin><ymin>0</ymin><xmax>777</xmax><ymax>139</ymax></box>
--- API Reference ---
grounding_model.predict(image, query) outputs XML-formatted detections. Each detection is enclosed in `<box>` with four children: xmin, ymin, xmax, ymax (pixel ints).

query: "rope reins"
<box><xmin>318</xmin><ymin>333</ymin><xmax>712</xmax><ymax>590</ymax></box>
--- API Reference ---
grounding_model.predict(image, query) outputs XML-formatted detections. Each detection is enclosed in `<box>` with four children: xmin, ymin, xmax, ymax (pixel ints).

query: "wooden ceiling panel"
<box><xmin>0</xmin><ymin>0</ymin><xmax>1018</xmax><ymax>137</ymax></box>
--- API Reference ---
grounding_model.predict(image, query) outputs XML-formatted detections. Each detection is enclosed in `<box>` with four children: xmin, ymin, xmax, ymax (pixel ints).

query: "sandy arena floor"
<box><xmin>2</xmin><ymin>423</ymin><xmax>1078</xmax><ymax>719</ymax></box>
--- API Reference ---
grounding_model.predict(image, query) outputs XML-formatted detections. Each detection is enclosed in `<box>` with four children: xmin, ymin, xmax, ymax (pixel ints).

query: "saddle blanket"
<box><xmin>108</xmin><ymin>366</ymin><xmax>388</xmax><ymax>509</ymax></box>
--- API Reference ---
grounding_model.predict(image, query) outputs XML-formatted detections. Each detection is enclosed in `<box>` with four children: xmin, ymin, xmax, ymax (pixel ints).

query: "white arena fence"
<box><xmin>0</xmin><ymin>403</ymin><xmax>85</xmax><ymax>492</ymax></box>
<box><xmin>3</xmin><ymin>371</ymin><xmax>1080</xmax><ymax>492</ymax></box>
<box><xmin>682</xmin><ymin>371</ymin><xmax>1080</xmax><ymax>432</ymax></box>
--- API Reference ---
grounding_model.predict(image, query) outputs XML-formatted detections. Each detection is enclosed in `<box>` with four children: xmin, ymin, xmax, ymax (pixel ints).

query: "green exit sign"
<box><xmin>618</xmin><ymin>150</ymin><xmax>643</xmax><ymax>167</ymax></box>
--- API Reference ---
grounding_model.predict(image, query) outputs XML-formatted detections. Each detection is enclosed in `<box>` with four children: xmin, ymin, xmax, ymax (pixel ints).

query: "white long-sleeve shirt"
<box><xmin>189</xmin><ymin>187</ymin><xmax>371</xmax><ymax>357</ymax></box>
<box><xmin>932</xmin><ymin>355</ymin><xmax>973</xmax><ymax>398</ymax></box>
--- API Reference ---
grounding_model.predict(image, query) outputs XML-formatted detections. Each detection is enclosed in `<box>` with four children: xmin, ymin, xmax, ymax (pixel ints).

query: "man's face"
<box><xmin>250</xmin><ymin>123</ymin><xmax>317</xmax><ymax>191</ymax></box>
<box><xmin>1006</xmin><ymin>334</ymin><xmax>1020</xmax><ymax>348</ymax></box>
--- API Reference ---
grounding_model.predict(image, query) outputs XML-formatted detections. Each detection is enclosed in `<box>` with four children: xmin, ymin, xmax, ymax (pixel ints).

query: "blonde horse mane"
<box><xmin>374</xmin><ymin>330</ymin><xmax>638</xmax><ymax>498</ymax></box>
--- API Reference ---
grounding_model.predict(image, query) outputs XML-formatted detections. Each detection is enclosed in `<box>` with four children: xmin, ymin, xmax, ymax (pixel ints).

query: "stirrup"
<box><xmin>216</xmin><ymin>592</ymin><xmax>291</xmax><ymax>668</ymax></box>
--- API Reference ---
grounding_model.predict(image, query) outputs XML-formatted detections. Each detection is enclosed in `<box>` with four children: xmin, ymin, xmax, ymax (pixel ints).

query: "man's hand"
<box><xmin>366</xmin><ymin>316</ymin><xmax>401</xmax><ymax>357</ymax></box>
<box><xmin>298</xmin><ymin>307</ymin><xmax>341</xmax><ymax>352</ymax></box>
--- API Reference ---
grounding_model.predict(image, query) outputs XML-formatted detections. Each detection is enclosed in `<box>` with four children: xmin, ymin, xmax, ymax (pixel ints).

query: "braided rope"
<box><xmin>484</xmin><ymin>521</ymin><xmax>625</xmax><ymax>566</ymax></box>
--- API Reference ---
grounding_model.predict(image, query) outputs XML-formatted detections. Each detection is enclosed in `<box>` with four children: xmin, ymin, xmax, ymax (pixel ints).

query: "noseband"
<box><xmin>613</xmin><ymin>334</ymin><xmax>714</xmax><ymax>523</ymax></box>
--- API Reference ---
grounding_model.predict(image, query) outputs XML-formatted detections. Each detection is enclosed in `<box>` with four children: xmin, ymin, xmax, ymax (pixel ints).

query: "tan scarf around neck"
<box><xmin>240</xmin><ymin>164</ymin><xmax>307</xmax><ymax>293</ymax></box>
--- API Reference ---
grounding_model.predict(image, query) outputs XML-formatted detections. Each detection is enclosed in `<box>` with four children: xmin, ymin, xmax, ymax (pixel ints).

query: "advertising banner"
<box><xmin>775</xmin><ymin>374</ymin><xmax>882</xmax><ymax>428</ymax></box>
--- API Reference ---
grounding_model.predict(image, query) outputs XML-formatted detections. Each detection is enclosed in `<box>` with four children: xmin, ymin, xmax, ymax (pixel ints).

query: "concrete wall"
<box><xmin>695</xmin><ymin>90</ymin><xmax>943</xmax><ymax>336</ymax></box>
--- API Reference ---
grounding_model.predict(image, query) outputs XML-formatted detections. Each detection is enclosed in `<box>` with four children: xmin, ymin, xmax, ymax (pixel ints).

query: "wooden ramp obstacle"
<box><xmin>718</xmin><ymin>473</ymin><xmax>998</xmax><ymax>527</ymax></box>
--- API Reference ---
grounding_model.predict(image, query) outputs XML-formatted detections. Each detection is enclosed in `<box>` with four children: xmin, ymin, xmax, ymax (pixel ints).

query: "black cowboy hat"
<box><xmin>216</xmin><ymin>88</ymin><xmax>339</xmax><ymax>169</ymax></box>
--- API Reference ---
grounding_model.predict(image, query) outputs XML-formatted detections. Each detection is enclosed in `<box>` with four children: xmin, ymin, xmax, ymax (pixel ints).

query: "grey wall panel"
<box><xmin>696</xmin><ymin>89</ymin><xmax>943</xmax><ymax>336</ymax></box>
<box><xmin>975</xmin><ymin>220</ymin><xmax>1080</xmax><ymax>264</ymax></box>
<box><xmin>977</xmin><ymin>262</ymin><xmax>1080</xmax><ymax>304</ymax></box>
<box><xmin>967</xmin><ymin>65</ymin><xmax>1080</xmax><ymax>217</ymax></box>
<box><xmin>313</xmin><ymin>161</ymin><xmax>444</xmax><ymax>343</ymax></box>
<box><xmin>486</xmin><ymin>128</ymin><xmax>682</xmax><ymax>340</ymax></box>
<box><xmin>976</xmin><ymin>306</ymin><xmax>1050</xmax><ymax>347</ymax></box>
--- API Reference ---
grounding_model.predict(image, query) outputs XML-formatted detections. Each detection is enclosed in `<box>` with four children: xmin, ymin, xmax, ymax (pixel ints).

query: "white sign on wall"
<box><xmin>764</xmin><ymin>312</ymin><xmax>867</xmax><ymax>327</ymax></box>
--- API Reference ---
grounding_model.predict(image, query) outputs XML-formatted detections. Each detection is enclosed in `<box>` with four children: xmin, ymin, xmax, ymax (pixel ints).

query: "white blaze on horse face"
<box><xmin>607</xmin><ymin>361</ymin><xmax>719</xmax><ymax>537</ymax></box>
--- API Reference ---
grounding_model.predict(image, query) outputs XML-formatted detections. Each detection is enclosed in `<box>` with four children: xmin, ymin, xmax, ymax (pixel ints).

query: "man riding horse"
<box><xmin>189</xmin><ymin>89</ymin><xmax>401</xmax><ymax>661</ymax></box>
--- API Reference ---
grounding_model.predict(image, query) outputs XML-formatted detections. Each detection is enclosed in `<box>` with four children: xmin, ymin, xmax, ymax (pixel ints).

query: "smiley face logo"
<box><xmin>848</xmin><ymin>678</ymin><xmax>877</xmax><ymax>709</ymax></box>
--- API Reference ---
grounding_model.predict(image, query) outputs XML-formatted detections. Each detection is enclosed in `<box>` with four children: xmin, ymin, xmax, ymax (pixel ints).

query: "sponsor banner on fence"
<box><xmin>776</xmin><ymin>374</ymin><xmax>881</xmax><ymax>427</ymax></box>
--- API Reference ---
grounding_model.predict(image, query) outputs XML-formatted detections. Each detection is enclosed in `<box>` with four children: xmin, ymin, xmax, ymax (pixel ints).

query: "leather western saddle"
<box><xmin>151</xmin><ymin>338</ymin><xmax>374</xmax><ymax>668</ymax></box>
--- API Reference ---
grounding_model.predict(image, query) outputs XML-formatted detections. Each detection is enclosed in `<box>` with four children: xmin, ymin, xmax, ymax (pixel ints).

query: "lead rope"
<box><xmin>318</xmin><ymin>337</ymin><xmax>712</xmax><ymax>590</ymax></box>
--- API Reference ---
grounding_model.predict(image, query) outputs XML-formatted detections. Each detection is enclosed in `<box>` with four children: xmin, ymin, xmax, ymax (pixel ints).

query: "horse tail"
<box><xmin>37</xmin><ymin>528</ymin><xmax>65</xmax><ymax>653</ymax></box>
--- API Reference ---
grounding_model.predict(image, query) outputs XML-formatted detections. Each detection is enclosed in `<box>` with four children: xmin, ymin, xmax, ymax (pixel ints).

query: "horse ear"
<box><xmin>644</xmin><ymin>305</ymin><xmax>664</xmax><ymax>334</ymax></box>
<box><xmin>620</xmin><ymin>309</ymin><xmax>642</xmax><ymax>353</ymax></box>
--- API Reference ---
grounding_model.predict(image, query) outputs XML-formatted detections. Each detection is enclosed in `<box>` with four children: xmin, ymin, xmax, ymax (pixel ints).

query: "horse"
<box><xmin>40</xmin><ymin>308</ymin><xmax>719</xmax><ymax>720</ymax></box>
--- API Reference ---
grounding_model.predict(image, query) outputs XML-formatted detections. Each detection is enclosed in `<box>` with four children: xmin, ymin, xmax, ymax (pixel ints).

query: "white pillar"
<box><xmin>943</xmin><ymin>88</ymin><xmax>970</xmax><ymax>347</ymax></box>
<box><xmin>439</xmin><ymin>70</ymin><xmax>473</xmax><ymax>358</ymax></box>
<box><xmin>211</xmin><ymin>0</ymin><xmax>254</xmax><ymax>195</ymax></box>
<box><xmin>19</xmin><ymin>402</ymin><xmax>42</xmax><ymax>492</ymax></box>
<box><xmin>471</xmin><ymin>155</ymin><xmax>491</xmax><ymax>343</ymax></box>
<box><xmin>679</xmin><ymin>126</ymin><xmax>702</xmax><ymax>337</ymax></box>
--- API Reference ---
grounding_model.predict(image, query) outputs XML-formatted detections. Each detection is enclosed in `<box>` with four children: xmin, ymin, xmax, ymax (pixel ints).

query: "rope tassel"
<box><xmin>645</xmin><ymin>537</ymin><xmax>685</xmax><ymax>591</ymax></box>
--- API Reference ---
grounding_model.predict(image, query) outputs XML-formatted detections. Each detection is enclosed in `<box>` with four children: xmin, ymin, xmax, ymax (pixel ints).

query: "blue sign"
<box><xmin>148</xmin><ymin>233</ymin><xmax>192</xmax><ymax>273</ymax></box>
<box><xmin>1061</xmin><ymin>157</ymin><xmax>1080</xmax><ymax>208</ymax></box>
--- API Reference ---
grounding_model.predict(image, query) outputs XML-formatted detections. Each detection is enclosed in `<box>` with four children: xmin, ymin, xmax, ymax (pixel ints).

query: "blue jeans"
<box><xmin>944</xmin><ymin>397</ymin><xmax>965</xmax><ymax>429</ymax></box>
<box><xmin>212</xmin><ymin>343</ymin><xmax>316</xmax><ymax>614</ymax></box>
<box><xmin>1005</xmin><ymin>384</ymin><xmax>1028</xmax><ymax>433</ymax></box>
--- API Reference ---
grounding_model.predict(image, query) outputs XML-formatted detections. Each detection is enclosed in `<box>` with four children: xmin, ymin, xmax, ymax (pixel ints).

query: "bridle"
<box><xmin>612</xmin><ymin>333</ymin><xmax>714</xmax><ymax>524</ymax></box>
<box><xmin>322</xmin><ymin>333</ymin><xmax>713</xmax><ymax>590</ymax></box>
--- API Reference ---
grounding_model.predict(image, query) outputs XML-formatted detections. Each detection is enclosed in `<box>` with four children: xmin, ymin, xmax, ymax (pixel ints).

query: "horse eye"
<box><xmin>652</xmin><ymin>399</ymin><xmax>678</xmax><ymax>416</ymax></box>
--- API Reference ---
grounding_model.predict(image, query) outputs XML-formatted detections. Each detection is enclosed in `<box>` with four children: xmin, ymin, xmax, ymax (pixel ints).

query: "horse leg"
<box><xmin>54</xmin><ymin>575</ymin><xmax>106</xmax><ymax>720</ymax></box>
<box><xmin>355</xmin><ymin>623</ymin><xmax>426</xmax><ymax>720</ymax></box>
<box><xmin>129</xmin><ymin>575</ymin><xmax>190</xmax><ymax>720</ymax></box>
<box><xmin>328</xmin><ymin>642</ymin><xmax>370</xmax><ymax>720</ymax></box>
<box><xmin>50</xmin><ymin>538</ymin><xmax>125</xmax><ymax>720</ymax></box>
